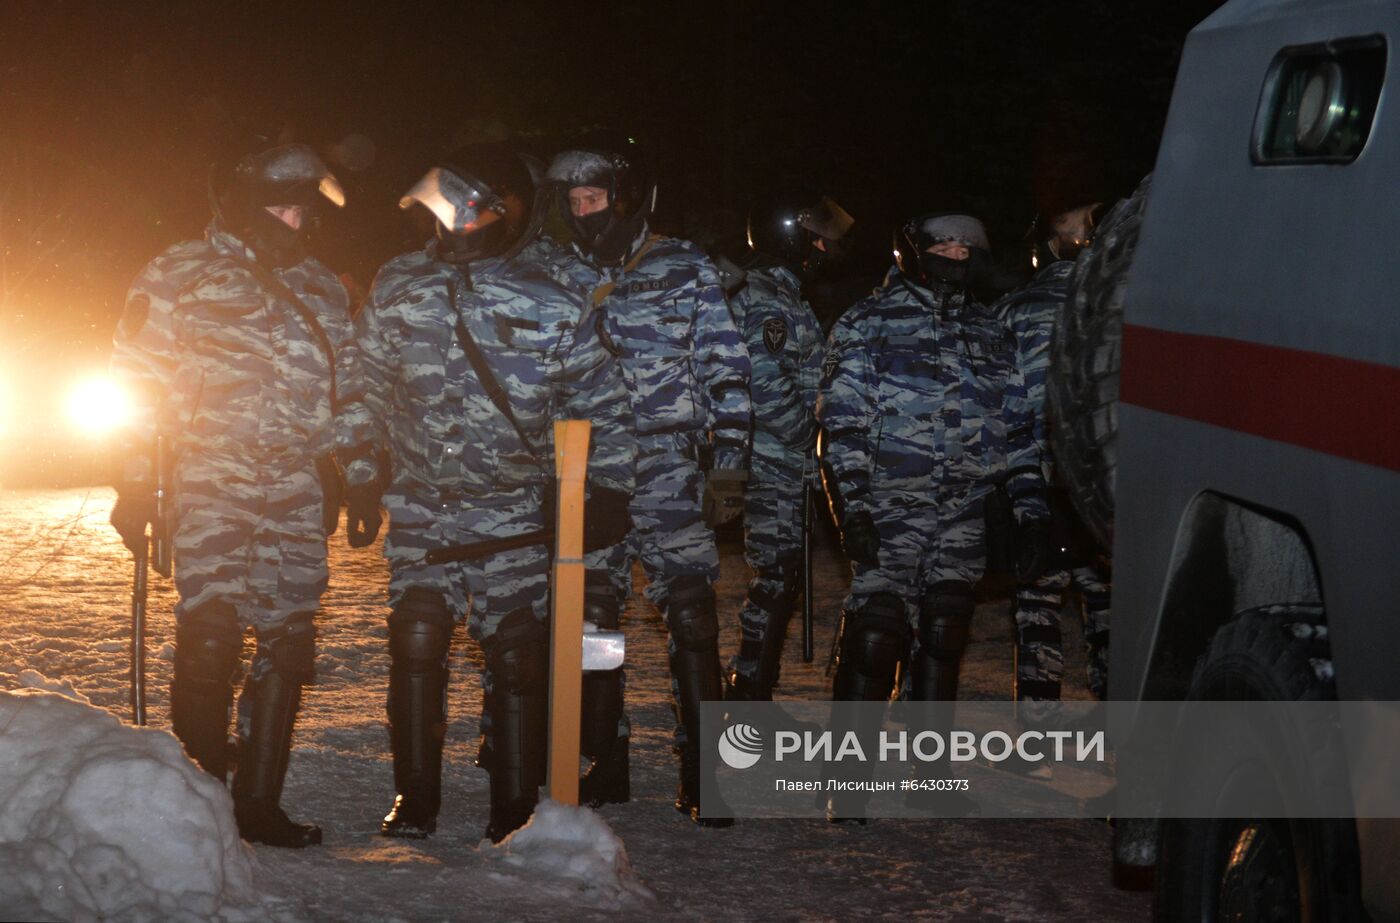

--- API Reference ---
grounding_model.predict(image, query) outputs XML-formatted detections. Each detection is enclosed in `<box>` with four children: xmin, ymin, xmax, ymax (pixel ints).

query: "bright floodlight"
<box><xmin>66</xmin><ymin>375</ymin><xmax>132</xmax><ymax>437</ymax></box>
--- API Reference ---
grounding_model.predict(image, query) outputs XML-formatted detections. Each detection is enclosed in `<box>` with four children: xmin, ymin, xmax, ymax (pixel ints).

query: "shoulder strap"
<box><xmin>227</xmin><ymin>253</ymin><xmax>341</xmax><ymax>411</ymax></box>
<box><xmin>588</xmin><ymin>233</ymin><xmax>663</xmax><ymax>309</ymax></box>
<box><xmin>444</xmin><ymin>271</ymin><xmax>545</xmax><ymax>467</ymax></box>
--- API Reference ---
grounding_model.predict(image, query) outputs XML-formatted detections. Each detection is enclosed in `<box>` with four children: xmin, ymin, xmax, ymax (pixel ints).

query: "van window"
<box><xmin>1253</xmin><ymin>36</ymin><xmax>1385</xmax><ymax>164</ymax></box>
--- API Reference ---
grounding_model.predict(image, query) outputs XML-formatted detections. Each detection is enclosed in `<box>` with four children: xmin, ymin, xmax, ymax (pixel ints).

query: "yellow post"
<box><xmin>547</xmin><ymin>419</ymin><xmax>591</xmax><ymax>805</ymax></box>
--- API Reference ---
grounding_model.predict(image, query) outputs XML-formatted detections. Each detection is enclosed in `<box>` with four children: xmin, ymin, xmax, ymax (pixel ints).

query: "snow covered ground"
<box><xmin>0</xmin><ymin>488</ymin><xmax>1150</xmax><ymax>921</ymax></box>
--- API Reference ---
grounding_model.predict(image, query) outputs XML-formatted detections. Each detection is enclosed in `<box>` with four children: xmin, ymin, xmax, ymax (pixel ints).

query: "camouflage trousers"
<box><xmin>173</xmin><ymin>449</ymin><xmax>328</xmax><ymax>634</ymax></box>
<box><xmin>731</xmin><ymin>452</ymin><xmax>811</xmax><ymax>687</ymax></box>
<box><xmin>1013</xmin><ymin>563</ymin><xmax>1110</xmax><ymax>702</ymax></box>
<box><xmin>842</xmin><ymin>486</ymin><xmax>990</xmax><ymax>700</ymax></box>
<box><xmin>383</xmin><ymin>484</ymin><xmax>551</xmax><ymax>738</ymax></box>
<box><xmin>593</xmin><ymin>433</ymin><xmax>722</xmax><ymax>744</ymax></box>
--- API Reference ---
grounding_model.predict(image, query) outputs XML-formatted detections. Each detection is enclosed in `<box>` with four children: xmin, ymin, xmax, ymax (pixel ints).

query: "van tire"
<box><xmin>1153</xmin><ymin>606</ymin><xmax>1362</xmax><ymax>923</ymax></box>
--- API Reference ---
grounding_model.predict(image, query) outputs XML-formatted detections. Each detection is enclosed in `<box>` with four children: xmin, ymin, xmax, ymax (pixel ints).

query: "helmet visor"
<box><xmin>798</xmin><ymin>196</ymin><xmax>854</xmax><ymax>242</ymax></box>
<box><xmin>399</xmin><ymin>167</ymin><xmax>503</xmax><ymax>234</ymax></box>
<box><xmin>238</xmin><ymin>143</ymin><xmax>345</xmax><ymax>208</ymax></box>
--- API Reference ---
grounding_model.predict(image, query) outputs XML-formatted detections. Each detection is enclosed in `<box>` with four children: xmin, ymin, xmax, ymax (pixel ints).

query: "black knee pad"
<box><xmin>175</xmin><ymin>600</ymin><xmax>242</xmax><ymax>684</ymax></box>
<box><xmin>842</xmin><ymin>593</ymin><xmax>911</xmax><ymax>680</ymax></box>
<box><xmin>389</xmin><ymin>588</ymin><xmax>455</xmax><ymax>668</ymax></box>
<box><xmin>918</xmin><ymin>581</ymin><xmax>975</xmax><ymax>662</ymax></box>
<box><xmin>486</xmin><ymin>607</ymin><xmax>549</xmax><ymax>693</ymax></box>
<box><xmin>666</xmin><ymin>574</ymin><xmax>718</xmax><ymax>652</ymax></box>
<box><xmin>584</xmin><ymin>569</ymin><xmax>622</xmax><ymax>630</ymax></box>
<box><xmin>255</xmin><ymin>611</ymin><xmax>317</xmax><ymax>683</ymax></box>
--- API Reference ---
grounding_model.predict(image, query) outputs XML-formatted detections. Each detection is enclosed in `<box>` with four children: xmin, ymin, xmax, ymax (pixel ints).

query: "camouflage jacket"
<box><xmin>334</xmin><ymin>239</ymin><xmax>634</xmax><ymax>499</ymax></box>
<box><xmin>816</xmin><ymin>269</ymin><xmax>1047</xmax><ymax>521</ymax></box>
<box><xmin>552</xmin><ymin>231</ymin><xmax>752</xmax><ymax>471</ymax></box>
<box><xmin>994</xmin><ymin>259</ymin><xmax>1074</xmax><ymax>482</ymax></box>
<box><xmin>111</xmin><ymin>221</ymin><xmax>352</xmax><ymax>483</ymax></box>
<box><xmin>730</xmin><ymin>261</ymin><xmax>823</xmax><ymax>460</ymax></box>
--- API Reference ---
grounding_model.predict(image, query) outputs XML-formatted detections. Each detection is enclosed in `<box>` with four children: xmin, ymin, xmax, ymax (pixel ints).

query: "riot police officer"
<box><xmin>546</xmin><ymin>134</ymin><xmax>752</xmax><ymax>825</ymax></box>
<box><xmin>110</xmin><ymin>142</ymin><xmax>352</xmax><ymax>848</ymax></box>
<box><xmin>999</xmin><ymin>198</ymin><xmax>1111</xmax><ymax>707</ymax></box>
<box><xmin>818</xmin><ymin>212</ymin><xmax>1048</xmax><ymax>711</ymax></box>
<box><xmin>335</xmin><ymin>143</ymin><xmax>634</xmax><ymax>842</ymax></box>
<box><xmin>727</xmin><ymin>191</ymin><xmax>853</xmax><ymax>702</ymax></box>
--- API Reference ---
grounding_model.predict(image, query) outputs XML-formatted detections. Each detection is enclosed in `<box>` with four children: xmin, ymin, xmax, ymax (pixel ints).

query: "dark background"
<box><xmin>0</xmin><ymin>0</ymin><xmax>1221</xmax><ymax>482</ymax></box>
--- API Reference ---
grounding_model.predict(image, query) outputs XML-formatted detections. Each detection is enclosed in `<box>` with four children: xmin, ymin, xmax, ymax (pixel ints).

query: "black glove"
<box><xmin>346</xmin><ymin>482</ymin><xmax>383</xmax><ymax>549</ymax></box>
<box><xmin>702</xmin><ymin>468</ymin><xmax>748</xmax><ymax>528</ymax></box>
<box><xmin>316</xmin><ymin>455</ymin><xmax>345</xmax><ymax>537</ymax></box>
<box><xmin>584</xmin><ymin>485</ymin><xmax>633</xmax><ymax>553</ymax></box>
<box><xmin>840</xmin><ymin>509</ymin><xmax>881</xmax><ymax>566</ymax></box>
<box><xmin>110</xmin><ymin>487</ymin><xmax>155</xmax><ymax>556</ymax></box>
<box><xmin>1014</xmin><ymin>520</ymin><xmax>1053</xmax><ymax>583</ymax></box>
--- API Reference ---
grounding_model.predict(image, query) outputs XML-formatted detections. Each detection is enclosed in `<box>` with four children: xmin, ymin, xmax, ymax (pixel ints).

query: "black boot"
<box><xmin>727</xmin><ymin>565</ymin><xmax>799</xmax><ymax>702</ymax></box>
<box><xmin>232</xmin><ymin>617</ymin><xmax>321</xmax><ymax>848</ymax></box>
<box><xmin>676</xmin><ymin>741</ymin><xmax>734</xmax><ymax>828</ymax></box>
<box><xmin>484</xmin><ymin>610</ymin><xmax>548</xmax><ymax>844</ymax></box>
<box><xmin>825</xmin><ymin>594</ymin><xmax>909</xmax><ymax>823</ymax></box>
<box><xmin>579</xmin><ymin>670</ymin><xmax>630</xmax><ymax>807</ymax></box>
<box><xmin>232</xmin><ymin>671</ymin><xmax>322</xmax><ymax>847</ymax></box>
<box><xmin>581</xmin><ymin>736</ymin><xmax>630</xmax><ymax>808</ymax></box>
<box><xmin>724</xmin><ymin>670</ymin><xmax>769</xmax><ymax>703</ymax></box>
<box><xmin>904</xmin><ymin>584</ymin><xmax>978</xmax><ymax>816</ymax></box>
<box><xmin>381</xmin><ymin>592</ymin><xmax>452</xmax><ymax>838</ymax></box>
<box><xmin>902</xmin><ymin>705</ymin><xmax>980</xmax><ymax>817</ymax></box>
<box><xmin>579</xmin><ymin>571</ymin><xmax>630</xmax><ymax>807</ymax></box>
<box><xmin>667</xmin><ymin>577</ymin><xmax>733</xmax><ymax>828</ymax></box>
<box><xmin>171</xmin><ymin>602</ymin><xmax>242</xmax><ymax>781</ymax></box>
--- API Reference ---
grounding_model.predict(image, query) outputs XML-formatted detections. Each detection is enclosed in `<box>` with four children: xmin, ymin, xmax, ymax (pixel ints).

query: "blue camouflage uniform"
<box><xmin>817</xmin><ymin>269</ymin><xmax>1047</xmax><ymax>701</ymax></box>
<box><xmin>996</xmin><ymin>260</ymin><xmax>1110</xmax><ymax>701</ymax></box>
<box><xmin>334</xmin><ymin>237</ymin><xmax>635</xmax><ymax>678</ymax></box>
<box><xmin>112</xmin><ymin>221</ymin><xmax>352</xmax><ymax>646</ymax></box>
<box><xmin>728</xmin><ymin>262</ymin><xmax>824</xmax><ymax>692</ymax></box>
<box><xmin>552</xmin><ymin>231</ymin><xmax>752</xmax><ymax>743</ymax></box>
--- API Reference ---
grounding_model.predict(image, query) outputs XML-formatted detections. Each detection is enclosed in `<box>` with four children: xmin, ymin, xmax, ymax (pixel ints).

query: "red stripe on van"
<box><xmin>1120</xmin><ymin>324</ymin><xmax>1400</xmax><ymax>472</ymax></box>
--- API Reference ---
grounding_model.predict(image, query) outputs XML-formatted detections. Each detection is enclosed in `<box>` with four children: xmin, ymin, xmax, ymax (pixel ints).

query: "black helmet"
<box><xmin>400</xmin><ymin>142</ymin><xmax>539</xmax><ymax>263</ymax></box>
<box><xmin>893</xmin><ymin>212</ymin><xmax>990</xmax><ymax>291</ymax></box>
<box><xmin>545</xmin><ymin>131</ymin><xmax>656</xmax><ymax>264</ymax></box>
<box><xmin>212</xmin><ymin>142</ymin><xmax>345</xmax><ymax>266</ymax></box>
<box><xmin>746</xmin><ymin>191</ymin><xmax>854</xmax><ymax>275</ymax></box>
<box><xmin>1027</xmin><ymin>201</ymin><xmax>1105</xmax><ymax>268</ymax></box>
<box><xmin>1029</xmin><ymin>165</ymin><xmax>1115</xmax><ymax>267</ymax></box>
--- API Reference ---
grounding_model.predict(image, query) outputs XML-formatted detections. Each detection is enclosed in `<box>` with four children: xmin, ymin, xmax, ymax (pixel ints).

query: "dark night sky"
<box><xmin>0</xmin><ymin>0</ymin><xmax>1220</xmax><ymax>461</ymax></box>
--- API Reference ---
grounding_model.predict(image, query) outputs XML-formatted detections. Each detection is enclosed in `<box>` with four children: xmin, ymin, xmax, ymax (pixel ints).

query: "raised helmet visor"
<box><xmin>798</xmin><ymin>196</ymin><xmax>855</xmax><ymax>242</ymax></box>
<box><xmin>398</xmin><ymin>167</ymin><xmax>504</xmax><ymax>234</ymax></box>
<box><xmin>236</xmin><ymin>143</ymin><xmax>346</xmax><ymax>208</ymax></box>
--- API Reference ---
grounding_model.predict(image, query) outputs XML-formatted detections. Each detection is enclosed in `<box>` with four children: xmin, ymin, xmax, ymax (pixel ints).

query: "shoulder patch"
<box><xmin>821</xmin><ymin>349</ymin><xmax>840</xmax><ymax>381</ymax></box>
<box><xmin>121</xmin><ymin>293</ymin><xmax>151</xmax><ymax>338</ymax></box>
<box><xmin>762</xmin><ymin>317</ymin><xmax>788</xmax><ymax>354</ymax></box>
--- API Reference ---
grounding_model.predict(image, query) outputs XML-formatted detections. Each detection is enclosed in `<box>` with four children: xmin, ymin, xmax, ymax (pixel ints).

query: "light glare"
<box><xmin>66</xmin><ymin>375</ymin><xmax>132</xmax><ymax>437</ymax></box>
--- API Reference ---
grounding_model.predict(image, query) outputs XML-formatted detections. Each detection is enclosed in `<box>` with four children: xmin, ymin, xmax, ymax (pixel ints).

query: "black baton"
<box><xmin>130</xmin><ymin>534</ymin><xmax>148</xmax><ymax>726</ymax></box>
<box><xmin>802</xmin><ymin>475</ymin><xmax>814</xmax><ymax>662</ymax></box>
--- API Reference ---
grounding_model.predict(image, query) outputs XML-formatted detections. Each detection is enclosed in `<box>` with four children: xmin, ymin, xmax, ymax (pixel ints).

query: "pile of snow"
<box><xmin>17</xmin><ymin>668</ymin><xmax>89</xmax><ymax>702</ymax></box>
<box><xmin>484</xmin><ymin>799</ymin><xmax>653</xmax><ymax>905</ymax></box>
<box><xmin>0</xmin><ymin>679</ymin><xmax>266</xmax><ymax>921</ymax></box>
